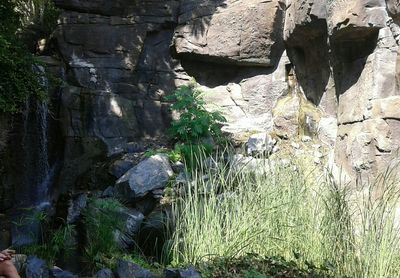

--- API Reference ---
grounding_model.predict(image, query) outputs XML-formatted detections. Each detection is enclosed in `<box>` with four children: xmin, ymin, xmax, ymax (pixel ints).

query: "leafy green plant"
<box><xmin>23</xmin><ymin>223</ymin><xmax>76</xmax><ymax>266</ymax></box>
<box><xmin>166</xmin><ymin>83</ymin><xmax>226</xmax><ymax>145</ymax></box>
<box><xmin>144</xmin><ymin>147</ymin><xmax>182</xmax><ymax>163</ymax></box>
<box><xmin>17</xmin><ymin>211</ymin><xmax>76</xmax><ymax>266</ymax></box>
<box><xmin>14</xmin><ymin>0</ymin><xmax>60</xmax><ymax>36</ymax></box>
<box><xmin>0</xmin><ymin>0</ymin><xmax>46</xmax><ymax>113</ymax></box>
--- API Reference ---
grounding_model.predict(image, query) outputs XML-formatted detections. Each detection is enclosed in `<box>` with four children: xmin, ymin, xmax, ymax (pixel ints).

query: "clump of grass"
<box><xmin>82</xmin><ymin>198</ymin><xmax>126</xmax><ymax>271</ymax></box>
<box><xmin>168</xmin><ymin>151</ymin><xmax>400</xmax><ymax>277</ymax></box>
<box><xmin>18</xmin><ymin>211</ymin><xmax>76</xmax><ymax>266</ymax></box>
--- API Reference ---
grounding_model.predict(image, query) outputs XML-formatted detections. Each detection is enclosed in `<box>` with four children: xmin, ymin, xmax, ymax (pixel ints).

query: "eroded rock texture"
<box><xmin>50</xmin><ymin>0</ymin><xmax>400</xmax><ymax>189</ymax></box>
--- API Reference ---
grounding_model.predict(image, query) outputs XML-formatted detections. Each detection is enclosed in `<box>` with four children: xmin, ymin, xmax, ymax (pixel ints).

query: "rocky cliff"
<box><xmin>37</xmin><ymin>0</ymin><xmax>400</xmax><ymax>192</ymax></box>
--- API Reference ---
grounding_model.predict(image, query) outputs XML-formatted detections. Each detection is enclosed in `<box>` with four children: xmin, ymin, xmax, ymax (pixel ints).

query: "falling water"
<box><xmin>12</xmin><ymin>65</ymin><xmax>57</xmax><ymax>246</ymax></box>
<box><xmin>19</xmin><ymin>65</ymin><xmax>55</xmax><ymax>208</ymax></box>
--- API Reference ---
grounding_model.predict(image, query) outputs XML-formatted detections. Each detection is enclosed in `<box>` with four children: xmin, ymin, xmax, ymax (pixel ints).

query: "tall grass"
<box><xmin>169</xmin><ymin>151</ymin><xmax>400</xmax><ymax>277</ymax></box>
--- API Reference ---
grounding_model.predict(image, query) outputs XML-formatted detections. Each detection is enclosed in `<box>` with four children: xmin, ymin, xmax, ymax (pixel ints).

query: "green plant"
<box><xmin>23</xmin><ymin>223</ymin><xmax>76</xmax><ymax>266</ymax></box>
<box><xmin>14</xmin><ymin>0</ymin><xmax>59</xmax><ymax>35</ymax></box>
<box><xmin>83</xmin><ymin>198</ymin><xmax>126</xmax><ymax>271</ymax></box>
<box><xmin>0</xmin><ymin>0</ymin><xmax>46</xmax><ymax>113</ymax></box>
<box><xmin>167</xmin><ymin>83</ymin><xmax>226</xmax><ymax>145</ymax></box>
<box><xmin>168</xmin><ymin>150</ymin><xmax>400</xmax><ymax>277</ymax></box>
<box><xmin>199</xmin><ymin>254</ymin><xmax>330</xmax><ymax>278</ymax></box>
<box><xmin>17</xmin><ymin>211</ymin><xmax>76</xmax><ymax>266</ymax></box>
<box><xmin>144</xmin><ymin>147</ymin><xmax>182</xmax><ymax>163</ymax></box>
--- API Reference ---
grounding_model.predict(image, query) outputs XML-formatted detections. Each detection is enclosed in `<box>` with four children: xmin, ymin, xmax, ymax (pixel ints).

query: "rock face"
<box><xmin>174</xmin><ymin>0</ymin><xmax>285</xmax><ymax>66</ymax></box>
<box><xmin>49</xmin><ymin>0</ymin><xmax>400</xmax><ymax>190</ymax></box>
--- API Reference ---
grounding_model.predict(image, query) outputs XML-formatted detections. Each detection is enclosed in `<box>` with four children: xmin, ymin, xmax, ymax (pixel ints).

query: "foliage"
<box><xmin>144</xmin><ymin>147</ymin><xmax>182</xmax><ymax>163</ymax></box>
<box><xmin>199</xmin><ymin>254</ymin><xmax>331</xmax><ymax>278</ymax></box>
<box><xmin>0</xmin><ymin>0</ymin><xmax>46</xmax><ymax>113</ymax></box>
<box><xmin>14</xmin><ymin>0</ymin><xmax>60</xmax><ymax>39</ymax></box>
<box><xmin>17</xmin><ymin>211</ymin><xmax>75</xmax><ymax>266</ymax></box>
<box><xmin>168</xmin><ymin>150</ymin><xmax>400</xmax><ymax>277</ymax></box>
<box><xmin>82</xmin><ymin>198</ymin><xmax>126</xmax><ymax>271</ymax></box>
<box><xmin>167</xmin><ymin>83</ymin><xmax>226</xmax><ymax>145</ymax></box>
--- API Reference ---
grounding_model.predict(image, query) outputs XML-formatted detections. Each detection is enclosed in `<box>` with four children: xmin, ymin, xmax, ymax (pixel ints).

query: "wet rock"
<box><xmin>109</xmin><ymin>160</ymin><xmax>135</xmax><ymax>179</ymax></box>
<box><xmin>115</xmin><ymin>154</ymin><xmax>173</xmax><ymax>201</ymax></box>
<box><xmin>26</xmin><ymin>256</ymin><xmax>49</xmax><ymax>278</ymax></box>
<box><xmin>114</xmin><ymin>209</ymin><xmax>144</xmax><ymax>250</ymax></box>
<box><xmin>115</xmin><ymin>260</ymin><xmax>157</xmax><ymax>278</ymax></box>
<box><xmin>67</xmin><ymin>193</ymin><xmax>88</xmax><ymax>224</ymax></box>
<box><xmin>50</xmin><ymin>268</ymin><xmax>78</xmax><ymax>278</ymax></box>
<box><xmin>11</xmin><ymin>212</ymin><xmax>42</xmax><ymax>248</ymax></box>
<box><xmin>164</xmin><ymin>267</ymin><xmax>201</xmax><ymax>278</ymax></box>
<box><xmin>101</xmin><ymin>186</ymin><xmax>116</xmax><ymax>198</ymax></box>
<box><xmin>94</xmin><ymin>268</ymin><xmax>114</xmax><ymax>278</ymax></box>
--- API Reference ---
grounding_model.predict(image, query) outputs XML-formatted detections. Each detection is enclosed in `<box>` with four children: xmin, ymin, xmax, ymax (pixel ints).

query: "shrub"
<box><xmin>0</xmin><ymin>0</ymin><xmax>46</xmax><ymax>113</ymax></box>
<box><xmin>166</xmin><ymin>82</ymin><xmax>226</xmax><ymax>145</ymax></box>
<box><xmin>19</xmin><ymin>211</ymin><xmax>76</xmax><ymax>266</ymax></box>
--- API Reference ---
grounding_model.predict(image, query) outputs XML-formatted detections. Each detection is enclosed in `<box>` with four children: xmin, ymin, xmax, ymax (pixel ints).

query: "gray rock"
<box><xmin>115</xmin><ymin>155</ymin><xmax>173</xmax><ymax>200</ymax></box>
<box><xmin>246</xmin><ymin>133</ymin><xmax>276</xmax><ymax>156</ymax></box>
<box><xmin>164</xmin><ymin>267</ymin><xmax>201</xmax><ymax>278</ymax></box>
<box><xmin>109</xmin><ymin>160</ymin><xmax>135</xmax><ymax>179</ymax></box>
<box><xmin>11</xmin><ymin>213</ymin><xmax>42</xmax><ymax>248</ymax></box>
<box><xmin>50</xmin><ymin>268</ymin><xmax>78</xmax><ymax>278</ymax></box>
<box><xmin>94</xmin><ymin>268</ymin><xmax>114</xmax><ymax>278</ymax></box>
<box><xmin>174</xmin><ymin>0</ymin><xmax>285</xmax><ymax>67</ymax></box>
<box><xmin>115</xmin><ymin>260</ymin><xmax>157</xmax><ymax>278</ymax></box>
<box><xmin>67</xmin><ymin>193</ymin><xmax>88</xmax><ymax>224</ymax></box>
<box><xmin>114</xmin><ymin>209</ymin><xmax>145</xmax><ymax>249</ymax></box>
<box><xmin>179</xmin><ymin>267</ymin><xmax>201</xmax><ymax>278</ymax></box>
<box><xmin>229</xmin><ymin>154</ymin><xmax>274</xmax><ymax>175</ymax></box>
<box><xmin>102</xmin><ymin>186</ymin><xmax>116</xmax><ymax>198</ymax></box>
<box><xmin>26</xmin><ymin>256</ymin><xmax>49</xmax><ymax>278</ymax></box>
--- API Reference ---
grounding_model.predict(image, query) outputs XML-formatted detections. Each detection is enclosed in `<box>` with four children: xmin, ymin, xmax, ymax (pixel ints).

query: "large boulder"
<box><xmin>115</xmin><ymin>155</ymin><xmax>173</xmax><ymax>201</ymax></box>
<box><xmin>327</xmin><ymin>0</ymin><xmax>388</xmax><ymax>39</ymax></box>
<box><xmin>174</xmin><ymin>0</ymin><xmax>285</xmax><ymax>67</ymax></box>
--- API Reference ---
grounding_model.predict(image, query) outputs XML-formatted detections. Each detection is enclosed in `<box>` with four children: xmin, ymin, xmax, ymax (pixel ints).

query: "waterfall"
<box><xmin>19</xmin><ymin>65</ymin><xmax>55</xmax><ymax>209</ymax></box>
<box><xmin>11</xmin><ymin>64</ymin><xmax>58</xmax><ymax>247</ymax></box>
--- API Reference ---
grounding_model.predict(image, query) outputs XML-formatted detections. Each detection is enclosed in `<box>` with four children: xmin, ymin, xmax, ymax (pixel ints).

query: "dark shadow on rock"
<box><xmin>180</xmin><ymin>59</ymin><xmax>278</xmax><ymax>88</ymax></box>
<box><xmin>330</xmin><ymin>29</ymin><xmax>379</xmax><ymax>98</ymax></box>
<box><xmin>285</xmin><ymin>19</ymin><xmax>330</xmax><ymax>106</ymax></box>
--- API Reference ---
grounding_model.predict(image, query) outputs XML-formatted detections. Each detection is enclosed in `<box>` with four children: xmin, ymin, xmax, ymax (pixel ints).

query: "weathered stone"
<box><xmin>164</xmin><ymin>267</ymin><xmax>201</xmax><ymax>278</ymax></box>
<box><xmin>109</xmin><ymin>160</ymin><xmax>135</xmax><ymax>179</ymax></box>
<box><xmin>115</xmin><ymin>154</ymin><xmax>173</xmax><ymax>199</ymax></box>
<box><xmin>67</xmin><ymin>193</ymin><xmax>88</xmax><ymax>224</ymax></box>
<box><xmin>26</xmin><ymin>257</ymin><xmax>49</xmax><ymax>278</ymax></box>
<box><xmin>318</xmin><ymin>117</ymin><xmax>338</xmax><ymax>147</ymax></box>
<box><xmin>54</xmin><ymin>0</ymin><xmax>179</xmax><ymax>19</ymax></box>
<box><xmin>327</xmin><ymin>0</ymin><xmax>388</xmax><ymax>39</ymax></box>
<box><xmin>114</xmin><ymin>209</ymin><xmax>145</xmax><ymax>249</ymax></box>
<box><xmin>115</xmin><ymin>260</ymin><xmax>157</xmax><ymax>278</ymax></box>
<box><xmin>49</xmin><ymin>268</ymin><xmax>78</xmax><ymax>278</ymax></box>
<box><xmin>246</xmin><ymin>133</ymin><xmax>276</xmax><ymax>156</ymax></box>
<box><xmin>174</xmin><ymin>0</ymin><xmax>285</xmax><ymax>67</ymax></box>
<box><xmin>94</xmin><ymin>268</ymin><xmax>115</xmax><ymax>278</ymax></box>
<box><xmin>273</xmin><ymin>93</ymin><xmax>302</xmax><ymax>138</ymax></box>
